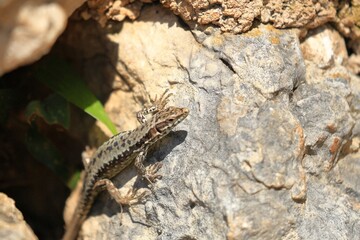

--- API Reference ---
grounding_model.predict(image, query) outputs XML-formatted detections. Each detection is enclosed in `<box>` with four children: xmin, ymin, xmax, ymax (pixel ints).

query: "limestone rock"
<box><xmin>335</xmin><ymin>0</ymin><xmax>360</xmax><ymax>40</ymax></box>
<box><xmin>60</xmin><ymin>4</ymin><xmax>359</xmax><ymax>239</ymax></box>
<box><xmin>159</xmin><ymin>0</ymin><xmax>337</xmax><ymax>34</ymax></box>
<box><xmin>0</xmin><ymin>193</ymin><xmax>37</xmax><ymax>240</ymax></box>
<box><xmin>0</xmin><ymin>0</ymin><xmax>84</xmax><ymax>75</ymax></box>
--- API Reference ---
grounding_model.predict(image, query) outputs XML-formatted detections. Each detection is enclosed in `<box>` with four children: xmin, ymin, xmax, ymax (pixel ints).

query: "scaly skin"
<box><xmin>63</xmin><ymin>91</ymin><xmax>189</xmax><ymax>240</ymax></box>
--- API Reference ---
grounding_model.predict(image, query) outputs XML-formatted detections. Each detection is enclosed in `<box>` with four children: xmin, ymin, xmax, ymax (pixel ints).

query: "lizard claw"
<box><xmin>122</xmin><ymin>188</ymin><xmax>149</xmax><ymax>205</ymax></box>
<box><xmin>137</xmin><ymin>90</ymin><xmax>173</xmax><ymax>124</ymax></box>
<box><xmin>152</xmin><ymin>89</ymin><xmax>173</xmax><ymax>111</ymax></box>
<box><xmin>144</xmin><ymin>162</ymin><xmax>163</xmax><ymax>184</ymax></box>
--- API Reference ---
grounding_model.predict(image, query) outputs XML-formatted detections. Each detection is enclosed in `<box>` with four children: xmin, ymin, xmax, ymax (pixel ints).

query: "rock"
<box><xmin>0</xmin><ymin>193</ymin><xmax>37</xmax><ymax>240</ymax></box>
<box><xmin>159</xmin><ymin>0</ymin><xmax>337</xmax><ymax>34</ymax></box>
<box><xmin>0</xmin><ymin>0</ymin><xmax>85</xmax><ymax>76</ymax></box>
<box><xmin>301</xmin><ymin>25</ymin><xmax>348</xmax><ymax>69</ymax></box>
<box><xmin>3</xmin><ymin>1</ymin><xmax>360</xmax><ymax>77</ymax></box>
<box><xmin>60</xmin><ymin>4</ymin><xmax>359</xmax><ymax>240</ymax></box>
<box><xmin>83</xmin><ymin>0</ymin><xmax>151</xmax><ymax>27</ymax></box>
<box><xmin>334</xmin><ymin>1</ymin><xmax>360</xmax><ymax>41</ymax></box>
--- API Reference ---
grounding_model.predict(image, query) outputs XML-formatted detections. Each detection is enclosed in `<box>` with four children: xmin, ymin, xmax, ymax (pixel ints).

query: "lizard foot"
<box><xmin>152</xmin><ymin>89</ymin><xmax>173</xmax><ymax>112</ymax></box>
<box><xmin>93</xmin><ymin>179</ymin><xmax>149</xmax><ymax>223</ymax></box>
<box><xmin>143</xmin><ymin>162</ymin><xmax>163</xmax><ymax>185</ymax></box>
<box><xmin>137</xmin><ymin>90</ymin><xmax>173</xmax><ymax>124</ymax></box>
<box><xmin>94</xmin><ymin>179</ymin><xmax>147</xmax><ymax>205</ymax></box>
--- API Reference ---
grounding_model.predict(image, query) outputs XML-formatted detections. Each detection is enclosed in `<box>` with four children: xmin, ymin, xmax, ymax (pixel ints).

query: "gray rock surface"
<box><xmin>0</xmin><ymin>193</ymin><xmax>38</xmax><ymax>240</ymax></box>
<box><xmin>62</xmin><ymin>4</ymin><xmax>360</xmax><ymax>240</ymax></box>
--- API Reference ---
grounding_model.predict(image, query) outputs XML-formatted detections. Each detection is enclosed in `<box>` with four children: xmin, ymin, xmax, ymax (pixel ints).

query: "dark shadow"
<box><xmin>148</xmin><ymin>130</ymin><xmax>189</xmax><ymax>163</ymax></box>
<box><xmin>0</xmin><ymin>15</ymin><xmax>121</xmax><ymax>240</ymax></box>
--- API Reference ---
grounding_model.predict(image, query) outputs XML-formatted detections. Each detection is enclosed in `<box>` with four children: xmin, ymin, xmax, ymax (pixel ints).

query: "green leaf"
<box><xmin>35</xmin><ymin>57</ymin><xmax>117</xmax><ymax>134</ymax></box>
<box><xmin>25</xmin><ymin>93</ymin><xmax>70</xmax><ymax>128</ymax></box>
<box><xmin>67</xmin><ymin>171</ymin><xmax>81</xmax><ymax>190</ymax></box>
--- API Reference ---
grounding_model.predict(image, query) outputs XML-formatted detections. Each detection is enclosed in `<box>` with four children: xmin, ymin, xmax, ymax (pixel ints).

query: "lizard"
<box><xmin>62</xmin><ymin>90</ymin><xmax>189</xmax><ymax>240</ymax></box>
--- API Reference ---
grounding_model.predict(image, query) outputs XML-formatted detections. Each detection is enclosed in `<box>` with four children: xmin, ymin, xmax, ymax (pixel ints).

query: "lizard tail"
<box><xmin>62</xmin><ymin>213</ymin><xmax>83</xmax><ymax>240</ymax></box>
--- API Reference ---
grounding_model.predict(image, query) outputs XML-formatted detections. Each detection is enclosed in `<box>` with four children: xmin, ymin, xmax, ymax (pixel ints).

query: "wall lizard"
<box><xmin>63</xmin><ymin>91</ymin><xmax>189</xmax><ymax>240</ymax></box>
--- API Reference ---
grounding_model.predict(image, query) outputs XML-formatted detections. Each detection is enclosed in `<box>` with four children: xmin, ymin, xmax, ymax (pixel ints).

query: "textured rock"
<box><xmin>0</xmin><ymin>0</ymin><xmax>84</xmax><ymax>76</ymax></box>
<box><xmin>75</xmin><ymin>0</ymin><xmax>360</xmax><ymax>47</ymax></box>
<box><xmin>261</xmin><ymin>0</ymin><xmax>336</xmax><ymax>29</ymax></box>
<box><xmin>2</xmin><ymin>0</ymin><xmax>360</xmax><ymax>78</ymax></box>
<box><xmin>300</xmin><ymin>22</ymin><xmax>360</xmax><ymax>75</ymax></box>
<box><xmin>335</xmin><ymin>0</ymin><xmax>360</xmax><ymax>40</ymax></box>
<box><xmin>159</xmin><ymin>0</ymin><xmax>337</xmax><ymax>34</ymax></box>
<box><xmin>79</xmin><ymin>0</ymin><xmax>340</xmax><ymax>36</ymax></box>
<box><xmin>82</xmin><ymin>0</ymin><xmax>151</xmax><ymax>27</ymax></box>
<box><xmin>0</xmin><ymin>193</ymin><xmax>37</xmax><ymax>240</ymax></box>
<box><xmin>61</xmin><ymin>4</ymin><xmax>360</xmax><ymax>240</ymax></box>
<box><xmin>301</xmin><ymin>25</ymin><xmax>348</xmax><ymax>69</ymax></box>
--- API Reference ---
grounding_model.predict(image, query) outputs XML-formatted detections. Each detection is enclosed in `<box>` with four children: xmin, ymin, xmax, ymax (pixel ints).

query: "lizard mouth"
<box><xmin>155</xmin><ymin>122</ymin><xmax>167</xmax><ymax>133</ymax></box>
<box><xmin>150</xmin><ymin>127</ymin><xmax>160</xmax><ymax>137</ymax></box>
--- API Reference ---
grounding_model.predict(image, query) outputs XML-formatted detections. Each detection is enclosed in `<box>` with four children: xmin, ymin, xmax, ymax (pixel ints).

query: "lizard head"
<box><xmin>148</xmin><ymin>106</ymin><xmax>189</xmax><ymax>140</ymax></box>
<box><xmin>155</xmin><ymin>106</ymin><xmax>189</xmax><ymax>133</ymax></box>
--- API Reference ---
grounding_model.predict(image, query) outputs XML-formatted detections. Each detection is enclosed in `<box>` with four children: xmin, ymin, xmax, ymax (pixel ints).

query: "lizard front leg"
<box><xmin>134</xmin><ymin>146</ymin><xmax>162</xmax><ymax>184</ymax></box>
<box><xmin>93</xmin><ymin>179</ymin><xmax>147</xmax><ymax>222</ymax></box>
